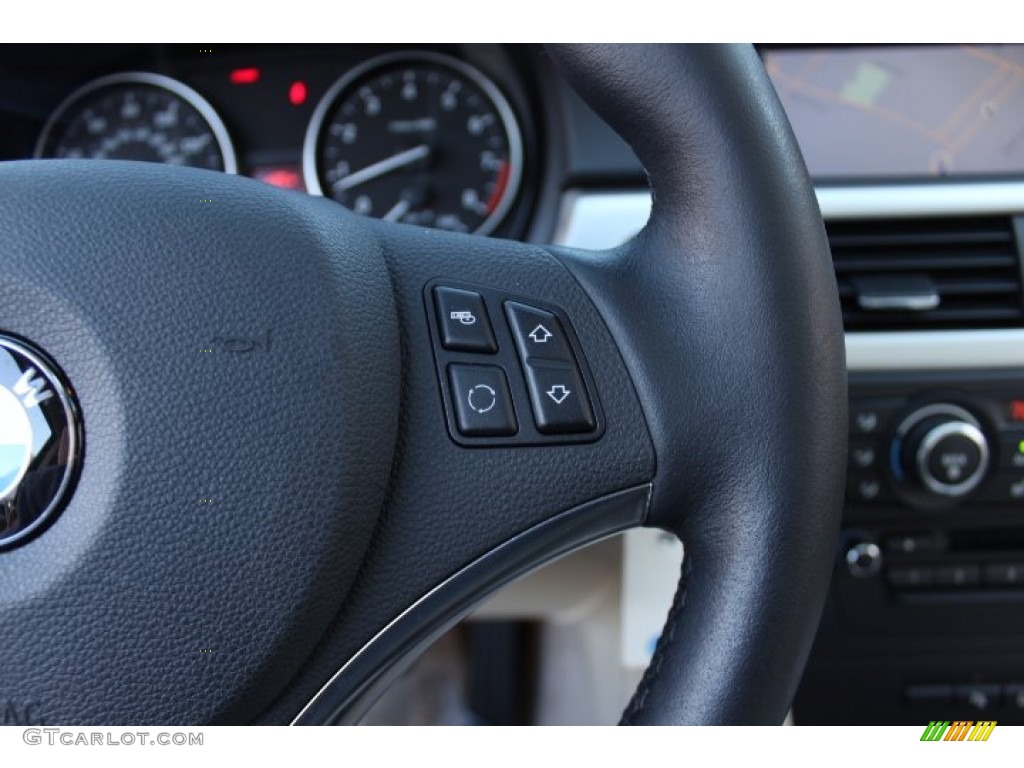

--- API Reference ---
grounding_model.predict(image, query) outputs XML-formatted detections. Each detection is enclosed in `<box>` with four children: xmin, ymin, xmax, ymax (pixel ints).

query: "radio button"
<box><xmin>1005</xmin><ymin>684</ymin><xmax>1024</xmax><ymax>710</ymax></box>
<box><xmin>984</xmin><ymin>562</ymin><xmax>1024</xmax><ymax>586</ymax></box>
<box><xmin>847</xmin><ymin>471</ymin><xmax>890</xmax><ymax>503</ymax></box>
<box><xmin>933</xmin><ymin>564</ymin><xmax>981</xmax><ymax>588</ymax></box>
<box><xmin>957</xmin><ymin>684</ymin><xmax>1001</xmax><ymax>713</ymax></box>
<box><xmin>887</xmin><ymin>565</ymin><xmax>934</xmax><ymax>589</ymax></box>
<box><xmin>849</xmin><ymin>438</ymin><xmax>879</xmax><ymax>470</ymax></box>
<box><xmin>850</xmin><ymin>402</ymin><xmax>897</xmax><ymax>435</ymax></box>
<box><xmin>884</xmin><ymin>533</ymin><xmax>941</xmax><ymax>556</ymax></box>
<box><xmin>979</xmin><ymin>471</ymin><xmax>1024</xmax><ymax>503</ymax></box>
<box><xmin>999</xmin><ymin>432</ymin><xmax>1024</xmax><ymax>469</ymax></box>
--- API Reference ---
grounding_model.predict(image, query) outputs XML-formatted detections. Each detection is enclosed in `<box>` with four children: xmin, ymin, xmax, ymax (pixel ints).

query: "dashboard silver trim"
<box><xmin>302</xmin><ymin>50</ymin><xmax>524</xmax><ymax>237</ymax></box>
<box><xmin>818</xmin><ymin>182</ymin><xmax>1024</xmax><ymax>220</ymax></box>
<box><xmin>34</xmin><ymin>71</ymin><xmax>238</xmax><ymax>174</ymax></box>
<box><xmin>553</xmin><ymin>186</ymin><xmax>1024</xmax><ymax>372</ymax></box>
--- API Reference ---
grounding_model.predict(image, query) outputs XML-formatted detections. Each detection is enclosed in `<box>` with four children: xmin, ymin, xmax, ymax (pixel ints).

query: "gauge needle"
<box><xmin>383</xmin><ymin>199</ymin><xmax>411</xmax><ymax>222</ymax></box>
<box><xmin>332</xmin><ymin>144</ymin><xmax>431</xmax><ymax>193</ymax></box>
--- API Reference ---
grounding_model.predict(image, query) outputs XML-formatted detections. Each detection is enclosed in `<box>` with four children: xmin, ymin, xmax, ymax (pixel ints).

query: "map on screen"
<box><xmin>762</xmin><ymin>45</ymin><xmax>1024</xmax><ymax>179</ymax></box>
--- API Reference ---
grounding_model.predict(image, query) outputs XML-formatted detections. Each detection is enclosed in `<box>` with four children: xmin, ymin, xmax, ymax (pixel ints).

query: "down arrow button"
<box><xmin>522</xmin><ymin>360</ymin><xmax>595</xmax><ymax>435</ymax></box>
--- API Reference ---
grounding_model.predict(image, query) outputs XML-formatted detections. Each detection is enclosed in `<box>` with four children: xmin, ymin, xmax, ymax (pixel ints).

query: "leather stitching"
<box><xmin>619</xmin><ymin>549</ymin><xmax>690</xmax><ymax>725</ymax></box>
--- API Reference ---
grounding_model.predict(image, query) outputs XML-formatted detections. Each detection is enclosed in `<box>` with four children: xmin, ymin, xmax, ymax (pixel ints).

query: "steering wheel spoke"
<box><xmin>278</xmin><ymin>216</ymin><xmax>658</xmax><ymax>723</ymax></box>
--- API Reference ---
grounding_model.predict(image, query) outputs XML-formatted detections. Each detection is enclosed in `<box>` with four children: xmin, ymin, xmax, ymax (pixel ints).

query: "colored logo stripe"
<box><xmin>968</xmin><ymin>721</ymin><xmax>997</xmax><ymax>741</ymax></box>
<box><xmin>920</xmin><ymin>720</ymin><xmax>996</xmax><ymax>742</ymax></box>
<box><xmin>944</xmin><ymin>721</ymin><xmax>973</xmax><ymax>741</ymax></box>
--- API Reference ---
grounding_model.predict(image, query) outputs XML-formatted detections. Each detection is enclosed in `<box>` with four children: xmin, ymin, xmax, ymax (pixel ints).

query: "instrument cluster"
<box><xmin>24</xmin><ymin>45</ymin><xmax>534</xmax><ymax>237</ymax></box>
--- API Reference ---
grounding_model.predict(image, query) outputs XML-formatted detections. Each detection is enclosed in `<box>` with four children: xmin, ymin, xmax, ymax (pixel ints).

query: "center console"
<box><xmin>796</xmin><ymin>370</ymin><xmax>1024</xmax><ymax>723</ymax></box>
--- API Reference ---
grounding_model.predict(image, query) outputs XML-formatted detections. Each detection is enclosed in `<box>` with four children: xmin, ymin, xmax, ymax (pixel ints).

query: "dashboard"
<box><xmin>4</xmin><ymin>43</ymin><xmax>1024</xmax><ymax>726</ymax></box>
<box><xmin>0</xmin><ymin>44</ymin><xmax>562</xmax><ymax>240</ymax></box>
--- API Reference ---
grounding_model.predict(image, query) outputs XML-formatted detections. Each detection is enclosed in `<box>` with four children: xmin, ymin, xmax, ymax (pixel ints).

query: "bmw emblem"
<box><xmin>0</xmin><ymin>336</ymin><xmax>80</xmax><ymax>549</ymax></box>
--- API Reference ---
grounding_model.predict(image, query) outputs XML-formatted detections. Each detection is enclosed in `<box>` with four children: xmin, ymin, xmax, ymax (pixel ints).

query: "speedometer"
<box><xmin>304</xmin><ymin>51</ymin><xmax>523</xmax><ymax>236</ymax></box>
<box><xmin>35</xmin><ymin>72</ymin><xmax>236</xmax><ymax>172</ymax></box>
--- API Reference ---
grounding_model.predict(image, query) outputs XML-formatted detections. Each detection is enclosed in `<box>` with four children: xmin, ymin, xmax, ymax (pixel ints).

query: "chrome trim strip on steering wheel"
<box><xmin>291</xmin><ymin>484</ymin><xmax>651</xmax><ymax>725</ymax></box>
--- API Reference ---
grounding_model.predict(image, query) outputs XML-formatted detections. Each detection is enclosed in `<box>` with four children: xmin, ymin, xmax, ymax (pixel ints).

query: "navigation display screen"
<box><xmin>762</xmin><ymin>45</ymin><xmax>1024</xmax><ymax>180</ymax></box>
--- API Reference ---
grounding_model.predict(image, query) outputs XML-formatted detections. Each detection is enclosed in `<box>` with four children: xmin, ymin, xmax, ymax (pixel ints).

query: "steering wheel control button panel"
<box><xmin>0</xmin><ymin>336</ymin><xmax>81</xmax><ymax>550</ymax></box>
<box><xmin>425</xmin><ymin>281</ymin><xmax>603</xmax><ymax>447</ymax></box>
<box><xmin>447</xmin><ymin>365</ymin><xmax>517</xmax><ymax>437</ymax></box>
<box><xmin>433</xmin><ymin>287</ymin><xmax>497</xmax><ymax>353</ymax></box>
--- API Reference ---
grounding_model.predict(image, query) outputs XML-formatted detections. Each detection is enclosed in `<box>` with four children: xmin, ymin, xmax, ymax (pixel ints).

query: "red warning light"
<box><xmin>1012</xmin><ymin>400</ymin><xmax>1024</xmax><ymax>422</ymax></box>
<box><xmin>262</xmin><ymin>169</ymin><xmax>303</xmax><ymax>191</ymax></box>
<box><xmin>252</xmin><ymin>165</ymin><xmax>304</xmax><ymax>191</ymax></box>
<box><xmin>289</xmin><ymin>81</ymin><xmax>308</xmax><ymax>106</ymax></box>
<box><xmin>230</xmin><ymin>67</ymin><xmax>261</xmax><ymax>85</ymax></box>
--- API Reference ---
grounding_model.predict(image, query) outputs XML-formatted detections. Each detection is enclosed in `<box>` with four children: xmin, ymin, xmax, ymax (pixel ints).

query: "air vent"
<box><xmin>828</xmin><ymin>215</ymin><xmax>1024</xmax><ymax>331</ymax></box>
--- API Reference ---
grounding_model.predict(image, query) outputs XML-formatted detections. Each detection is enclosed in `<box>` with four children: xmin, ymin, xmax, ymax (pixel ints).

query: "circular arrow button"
<box><xmin>467</xmin><ymin>384</ymin><xmax>497</xmax><ymax>414</ymax></box>
<box><xmin>446</xmin><ymin>365</ymin><xmax>518</xmax><ymax>438</ymax></box>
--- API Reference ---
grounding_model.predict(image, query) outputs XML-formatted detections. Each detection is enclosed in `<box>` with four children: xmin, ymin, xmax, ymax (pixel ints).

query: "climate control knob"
<box><xmin>896</xmin><ymin>405</ymin><xmax>990</xmax><ymax>498</ymax></box>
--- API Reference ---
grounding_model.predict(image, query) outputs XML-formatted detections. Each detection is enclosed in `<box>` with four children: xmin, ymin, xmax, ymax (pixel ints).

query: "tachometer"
<box><xmin>304</xmin><ymin>51</ymin><xmax>523</xmax><ymax>236</ymax></box>
<box><xmin>35</xmin><ymin>72</ymin><xmax>236</xmax><ymax>172</ymax></box>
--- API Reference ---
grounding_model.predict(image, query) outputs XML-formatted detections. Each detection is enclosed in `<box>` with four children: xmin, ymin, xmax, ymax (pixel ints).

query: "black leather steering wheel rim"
<box><xmin>552</xmin><ymin>43</ymin><xmax>847</xmax><ymax>724</ymax></box>
<box><xmin>0</xmin><ymin>43</ymin><xmax>845</xmax><ymax>725</ymax></box>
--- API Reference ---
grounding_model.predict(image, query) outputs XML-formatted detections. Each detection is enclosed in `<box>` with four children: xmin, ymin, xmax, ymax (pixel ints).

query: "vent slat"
<box><xmin>828</xmin><ymin>216</ymin><xmax>1023</xmax><ymax>332</ymax></box>
<box><xmin>842</xmin><ymin>309</ymin><xmax>1023</xmax><ymax>328</ymax></box>
<box><xmin>834</xmin><ymin>255</ymin><xmax>1016</xmax><ymax>272</ymax></box>
<box><xmin>936</xmin><ymin>279</ymin><xmax>1021</xmax><ymax>296</ymax></box>
<box><xmin>829</xmin><ymin>230</ymin><xmax>1013</xmax><ymax>248</ymax></box>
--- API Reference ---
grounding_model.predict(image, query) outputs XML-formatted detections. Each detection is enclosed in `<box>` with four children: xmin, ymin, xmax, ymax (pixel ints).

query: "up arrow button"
<box><xmin>529</xmin><ymin>325</ymin><xmax>553</xmax><ymax>343</ymax></box>
<box><xmin>504</xmin><ymin>302</ymin><xmax>573</xmax><ymax>362</ymax></box>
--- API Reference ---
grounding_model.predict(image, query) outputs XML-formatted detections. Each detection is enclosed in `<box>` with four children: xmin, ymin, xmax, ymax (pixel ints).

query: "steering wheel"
<box><xmin>0</xmin><ymin>44</ymin><xmax>845</xmax><ymax>725</ymax></box>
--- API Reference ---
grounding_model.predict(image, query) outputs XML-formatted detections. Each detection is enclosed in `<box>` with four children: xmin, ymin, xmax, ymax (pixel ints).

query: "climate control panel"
<box><xmin>800</xmin><ymin>372</ymin><xmax>1024</xmax><ymax>726</ymax></box>
<box><xmin>848</xmin><ymin>384</ymin><xmax>1024</xmax><ymax>510</ymax></box>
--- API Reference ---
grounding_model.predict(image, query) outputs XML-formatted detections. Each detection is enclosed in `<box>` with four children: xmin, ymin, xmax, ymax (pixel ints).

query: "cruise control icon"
<box><xmin>467</xmin><ymin>384</ymin><xmax>497</xmax><ymax>414</ymax></box>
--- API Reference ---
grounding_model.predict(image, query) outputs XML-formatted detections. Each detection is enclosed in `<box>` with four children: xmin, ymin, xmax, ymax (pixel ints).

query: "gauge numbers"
<box><xmin>305</xmin><ymin>52</ymin><xmax>523</xmax><ymax>236</ymax></box>
<box><xmin>36</xmin><ymin>72</ymin><xmax>236</xmax><ymax>172</ymax></box>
